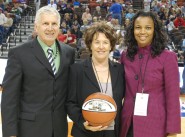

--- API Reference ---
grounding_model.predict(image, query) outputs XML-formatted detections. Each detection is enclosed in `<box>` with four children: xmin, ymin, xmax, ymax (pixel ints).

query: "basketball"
<box><xmin>82</xmin><ymin>92</ymin><xmax>117</xmax><ymax>126</ymax></box>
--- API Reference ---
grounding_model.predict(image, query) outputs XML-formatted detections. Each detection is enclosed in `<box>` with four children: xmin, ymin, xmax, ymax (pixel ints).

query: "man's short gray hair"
<box><xmin>35</xmin><ymin>6</ymin><xmax>61</xmax><ymax>25</ymax></box>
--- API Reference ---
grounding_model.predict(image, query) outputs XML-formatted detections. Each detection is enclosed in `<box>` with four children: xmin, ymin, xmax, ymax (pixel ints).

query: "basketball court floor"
<box><xmin>178</xmin><ymin>95</ymin><xmax>185</xmax><ymax>137</ymax></box>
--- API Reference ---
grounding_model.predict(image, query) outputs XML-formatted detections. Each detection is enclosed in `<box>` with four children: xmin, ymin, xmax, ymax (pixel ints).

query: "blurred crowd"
<box><xmin>0</xmin><ymin>0</ymin><xmax>32</xmax><ymax>46</ymax></box>
<box><xmin>1</xmin><ymin>0</ymin><xmax>185</xmax><ymax>60</ymax></box>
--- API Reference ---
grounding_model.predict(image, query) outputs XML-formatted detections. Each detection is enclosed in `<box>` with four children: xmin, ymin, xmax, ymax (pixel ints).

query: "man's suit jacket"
<box><xmin>66</xmin><ymin>58</ymin><xmax>125</xmax><ymax>137</ymax></box>
<box><xmin>1</xmin><ymin>38</ymin><xmax>75</xmax><ymax>137</ymax></box>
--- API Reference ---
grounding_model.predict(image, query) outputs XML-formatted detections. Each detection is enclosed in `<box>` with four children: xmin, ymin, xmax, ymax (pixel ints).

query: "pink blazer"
<box><xmin>120</xmin><ymin>47</ymin><xmax>181</xmax><ymax>137</ymax></box>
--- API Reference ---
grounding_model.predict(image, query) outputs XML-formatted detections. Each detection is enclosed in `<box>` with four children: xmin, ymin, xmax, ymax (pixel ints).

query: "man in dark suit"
<box><xmin>1</xmin><ymin>6</ymin><xmax>75</xmax><ymax>137</ymax></box>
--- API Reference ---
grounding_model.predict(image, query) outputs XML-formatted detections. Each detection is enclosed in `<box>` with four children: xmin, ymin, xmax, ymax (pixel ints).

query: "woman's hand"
<box><xmin>83</xmin><ymin>121</ymin><xmax>108</xmax><ymax>132</ymax></box>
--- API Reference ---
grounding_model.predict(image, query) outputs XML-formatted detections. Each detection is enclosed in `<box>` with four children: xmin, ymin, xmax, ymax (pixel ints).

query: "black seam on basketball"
<box><xmin>83</xmin><ymin>113</ymin><xmax>117</xmax><ymax>124</ymax></box>
<box><xmin>88</xmin><ymin>117</ymin><xmax>116</xmax><ymax>125</ymax></box>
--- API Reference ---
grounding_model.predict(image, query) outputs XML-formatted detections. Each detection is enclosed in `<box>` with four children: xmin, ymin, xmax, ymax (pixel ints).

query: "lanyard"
<box><xmin>137</xmin><ymin>54</ymin><xmax>150</xmax><ymax>93</ymax></box>
<box><xmin>92</xmin><ymin>60</ymin><xmax>110</xmax><ymax>93</ymax></box>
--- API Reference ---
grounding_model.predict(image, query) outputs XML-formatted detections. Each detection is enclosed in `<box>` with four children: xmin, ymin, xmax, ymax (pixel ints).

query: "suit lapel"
<box><xmin>30</xmin><ymin>39</ymin><xmax>53</xmax><ymax>75</ymax></box>
<box><xmin>55</xmin><ymin>41</ymin><xmax>66</xmax><ymax>78</ymax></box>
<box><xmin>109</xmin><ymin>61</ymin><xmax>119</xmax><ymax>93</ymax></box>
<box><xmin>84</xmin><ymin>58</ymin><xmax>100</xmax><ymax>90</ymax></box>
<box><xmin>83</xmin><ymin>59</ymin><xmax>120</xmax><ymax>92</ymax></box>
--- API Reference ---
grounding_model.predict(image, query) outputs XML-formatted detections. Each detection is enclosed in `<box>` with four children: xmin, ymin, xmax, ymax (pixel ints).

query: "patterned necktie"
<box><xmin>47</xmin><ymin>48</ymin><xmax>57</xmax><ymax>75</ymax></box>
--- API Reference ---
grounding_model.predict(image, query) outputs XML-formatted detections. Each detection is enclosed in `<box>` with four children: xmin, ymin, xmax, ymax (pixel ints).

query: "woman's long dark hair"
<box><xmin>124</xmin><ymin>11</ymin><xmax>167</xmax><ymax>60</ymax></box>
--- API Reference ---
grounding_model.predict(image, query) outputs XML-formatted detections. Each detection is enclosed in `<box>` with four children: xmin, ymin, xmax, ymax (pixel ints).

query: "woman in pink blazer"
<box><xmin>120</xmin><ymin>11</ymin><xmax>181</xmax><ymax>137</ymax></box>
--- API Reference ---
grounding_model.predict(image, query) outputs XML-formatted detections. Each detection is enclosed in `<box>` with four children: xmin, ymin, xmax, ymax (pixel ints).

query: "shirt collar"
<box><xmin>37</xmin><ymin>36</ymin><xmax>56</xmax><ymax>55</ymax></box>
<box><xmin>138</xmin><ymin>45</ymin><xmax>151</xmax><ymax>54</ymax></box>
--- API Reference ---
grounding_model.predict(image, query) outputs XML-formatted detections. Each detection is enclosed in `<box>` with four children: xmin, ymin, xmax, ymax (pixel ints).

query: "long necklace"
<box><xmin>92</xmin><ymin>60</ymin><xmax>110</xmax><ymax>93</ymax></box>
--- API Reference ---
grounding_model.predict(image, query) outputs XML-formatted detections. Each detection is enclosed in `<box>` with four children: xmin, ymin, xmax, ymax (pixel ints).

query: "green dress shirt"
<box><xmin>37</xmin><ymin>37</ymin><xmax>60</xmax><ymax>73</ymax></box>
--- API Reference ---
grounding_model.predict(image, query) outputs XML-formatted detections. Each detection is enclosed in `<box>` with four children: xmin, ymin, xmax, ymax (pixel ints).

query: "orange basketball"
<box><xmin>82</xmin><ymin>92</ymin><xmax>117</xmax><ymax>126</ymax></box>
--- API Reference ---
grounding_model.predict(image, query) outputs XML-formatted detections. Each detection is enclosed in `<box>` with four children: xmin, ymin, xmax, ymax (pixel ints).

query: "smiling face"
<box><xmin>35</xmin><ymin>13</ymin><xmax>60</xmax><ymax>46</ymax></box>
<box><xmin>91</xmin><ymin>32</ymin><xmax>111</xmax><ymax>62</ymax></box>
<box><xmin>134</xmin><ymin>16</ymin><xmax>154</xmax><ymax>48</ymax></box>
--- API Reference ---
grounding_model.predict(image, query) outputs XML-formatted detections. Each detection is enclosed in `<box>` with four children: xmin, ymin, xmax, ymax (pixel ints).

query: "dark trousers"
<box><xmin>73</xmin><ymin>130</ymin><xmax>116</xmax><ymax>137</ymax></box>
<box><xmin>103</xmin><ymin>130</ymin><xmax>116</xmax><ymax>137</ymax></box>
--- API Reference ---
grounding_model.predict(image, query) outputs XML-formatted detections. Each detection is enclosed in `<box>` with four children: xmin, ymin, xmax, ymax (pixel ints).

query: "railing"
<box><xmin>0</xmin><ymin>36</ymin><xmax>10</xmax><ymax>56</ymax></box>
<box><xmin>0</xmin><ymin>5</ymin><xmax>35</xmax><ymax>58</ymax></box>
